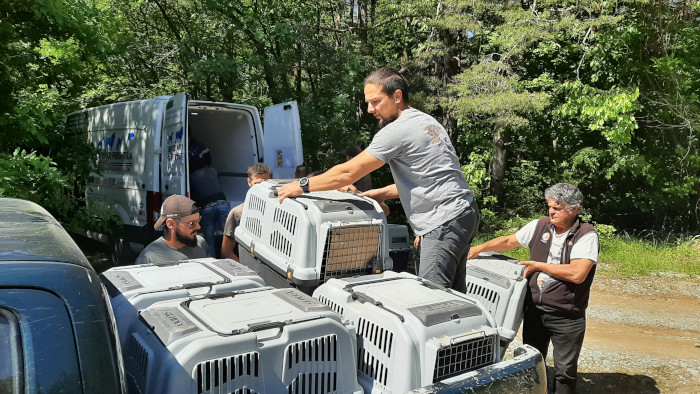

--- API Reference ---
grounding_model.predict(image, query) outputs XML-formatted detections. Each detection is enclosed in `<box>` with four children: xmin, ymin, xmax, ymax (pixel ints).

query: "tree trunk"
<box><xmin>294</xmin><ymin>43</ymin><xmax>302</xmax><ymax>101</ymax></box>
<box><xmin>435</xmin><ymin>1</ymin><xmax>460</xmax><ymax>138</ymax></box>
<box><xmin>488</xmin><ymin>132</ymin><xmax>508</xmax><ymax>204</ymax></box>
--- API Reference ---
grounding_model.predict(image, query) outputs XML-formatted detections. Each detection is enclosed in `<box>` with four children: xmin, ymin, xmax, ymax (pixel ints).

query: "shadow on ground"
<box><xmin>578</xmin><ymin>372</ymin><xmax>659</xmax><ymax>393</ymax></box>
<box><xmin>546</xmin><ymin>365</ymin><xmax>660</xmax><ymax>393</ymax></box>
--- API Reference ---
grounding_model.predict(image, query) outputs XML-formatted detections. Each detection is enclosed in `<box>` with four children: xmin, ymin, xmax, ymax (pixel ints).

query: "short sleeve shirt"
<box><xmin>365</xmin><ymin>108</ymin><xmax>473</xmax><ymax>235</ymax></box>
<box><xmin>223</xmin><ymin>203</ymin><xmax>244</xmax><ymax>237</ymax></box>
<box><xmin>134</xmin><ymin>236</ymin><xmax>209</xmax><ymax>265</ymax></box>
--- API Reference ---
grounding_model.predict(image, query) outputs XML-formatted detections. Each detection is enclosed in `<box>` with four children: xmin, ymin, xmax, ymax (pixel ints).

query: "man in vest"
<box><xmin>468</xmin><ymin>183</ymin><xmax>598</xmax><ymax>394</ymax></box>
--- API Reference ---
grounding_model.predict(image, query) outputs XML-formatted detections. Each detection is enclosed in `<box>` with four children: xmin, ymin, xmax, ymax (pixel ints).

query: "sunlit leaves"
<box><xmin>557</xmin><ymin>81</ymin><xmax>639</xmax><ymax>148</ymax></box>
<box><xmin>448</xmin><ymin>61</ymin><xmax>549</xmax><ymax>130</ymax></box>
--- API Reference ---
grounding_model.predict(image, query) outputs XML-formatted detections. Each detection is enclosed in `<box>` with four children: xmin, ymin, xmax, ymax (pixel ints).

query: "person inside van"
<box><xmin>188</xmin><ymin>137</ymin><xmax>230</xmax><ymax>258</ymax></box>
<box><xmin>294</xmin><ymin>163</ymin><xmax>311</xmax><ymax>178</ymax></box>
<box><xmin>135</xmin><ymin>195</ymin><xmax>209</xmax><ymax>264</ymax></box>
<box><xmin>221</xmin><ymin>163</ymin><xmax>273</xmax><ymax>261</ymax></box>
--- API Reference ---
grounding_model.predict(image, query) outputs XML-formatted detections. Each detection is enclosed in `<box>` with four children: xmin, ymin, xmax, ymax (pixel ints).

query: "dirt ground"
<box><xmin>508</xmin><ymin>268</ymin><xmax>700</xmax><ymax>393</ymax></box>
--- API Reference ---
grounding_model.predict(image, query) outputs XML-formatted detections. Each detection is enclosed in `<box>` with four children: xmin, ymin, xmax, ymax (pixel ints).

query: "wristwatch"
<box><xmin>298</xmin><ymin>177</ymin><xmax>310</xmax><ymax>193</ymax></box>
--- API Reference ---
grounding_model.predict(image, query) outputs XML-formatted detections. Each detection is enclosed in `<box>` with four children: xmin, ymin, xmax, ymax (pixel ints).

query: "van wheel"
<box><xmin>109</xmin><ymin>236</ymin><xmax>133</xmax><ymax>266</ymax></box>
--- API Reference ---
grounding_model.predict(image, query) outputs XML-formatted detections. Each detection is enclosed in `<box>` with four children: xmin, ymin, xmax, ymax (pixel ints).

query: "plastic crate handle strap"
<box><xmin>245</xmin><ymin>316</ymin><xmax>326</xmax><ymax>333</ymax></box>
<box><xmin>449</xmin><ymin>330</ymin><xmax>488</xmax><ymax>346</ymax></box>
<box><xmin>346</xmin><ymin>289</ymin><xmax>405</xmax><ymax>322</ymax></box>
<box><xmin>167</xmin><ymin>281</ymin><xmax>216</xmax><ymax>291</ymax></box>
<box><xmin>146</xmin><ymin>261</ymin><xmax>183</xmax><ymax>267</ymax></box>
<box><xmin>341</xmin><ymin>276</ymin><xmax>403</xmax><ymax>292</ymax></box>
<box><xmin>271</xmin><ymin>186</ymin><xmax>309</xmax><ymax>210</ymax></box>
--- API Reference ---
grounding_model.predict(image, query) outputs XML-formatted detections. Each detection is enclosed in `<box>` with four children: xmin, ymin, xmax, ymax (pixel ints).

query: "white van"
<box><xmin>66</xmin><ymin>92</ymin><xmax>303</xmax><ymax>264</ymax></box>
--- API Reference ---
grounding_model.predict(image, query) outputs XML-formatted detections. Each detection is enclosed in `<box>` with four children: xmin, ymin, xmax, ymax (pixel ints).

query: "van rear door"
<box><xmin>161</xmin><ymin>92</ymin><xmax>188</xmax><ymax>197</ymax></box>
<box><xmin>263</xmin><ymin>101</ymin><xmax>303</xmax><ymax>179</ymax></box>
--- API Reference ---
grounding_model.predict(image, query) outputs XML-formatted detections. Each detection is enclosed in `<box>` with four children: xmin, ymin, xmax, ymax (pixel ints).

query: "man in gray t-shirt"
<box><xmin>135</xmin><ymin>195</ymin><xmax>209</xmax><ymax>265</ymax></box>
<box><xmin>278</xmin><ymin>67</ymin><xmax>479</xmax><ymax>292</ymax></box>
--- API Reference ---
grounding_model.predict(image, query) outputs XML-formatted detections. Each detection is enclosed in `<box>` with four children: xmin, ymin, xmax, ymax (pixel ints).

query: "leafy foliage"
<box><xmin>0</xmin><ymin>0</ymin><xmax>697</xmax><ymax>237</ymax></box>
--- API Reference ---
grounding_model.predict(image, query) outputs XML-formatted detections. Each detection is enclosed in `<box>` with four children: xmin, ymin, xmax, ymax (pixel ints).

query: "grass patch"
<box><xmin>597</xmin><ymin>237</ymin><xmax>700</xmax><ymax>277</ymax></box>
<box><xmin>472</xmin><ymin>232</ymin><xmax>700</xmax><ymax>278</ymax></box>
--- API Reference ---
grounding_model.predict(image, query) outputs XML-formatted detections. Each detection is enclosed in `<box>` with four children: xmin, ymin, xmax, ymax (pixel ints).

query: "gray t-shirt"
<box><xmin>366</xmin><ymin>108</ymin><xmax>473</xmax><ymax>235</ymax></box>
<box><xmin>134</xmin><ymin>236</ymin><xmax>209</xmax><ymax>265</ymax></box>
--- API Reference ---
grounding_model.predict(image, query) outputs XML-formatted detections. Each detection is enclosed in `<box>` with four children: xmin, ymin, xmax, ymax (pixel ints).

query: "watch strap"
<box><xmin>299</xmin><ymin>177</ymin><xmax>310</xmax><ymax>193</ymax></box>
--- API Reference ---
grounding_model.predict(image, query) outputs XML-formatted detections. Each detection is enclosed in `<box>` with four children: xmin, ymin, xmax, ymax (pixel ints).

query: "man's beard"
<box><xmin>379</xmin><ymin>114</ymin><xmax>398</xmax><ymax>129</ymax></box>
<box><xmin>175</xmin><ymin>227</ymin><xmax>198</xmax><ymax>247</ymax></box>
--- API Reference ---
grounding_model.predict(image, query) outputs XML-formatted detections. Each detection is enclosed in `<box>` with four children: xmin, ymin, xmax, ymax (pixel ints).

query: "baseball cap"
<box><xmin>154</xmin><ymin>195</ymin><xmax>200</xmax><ymax>230</ymax></box>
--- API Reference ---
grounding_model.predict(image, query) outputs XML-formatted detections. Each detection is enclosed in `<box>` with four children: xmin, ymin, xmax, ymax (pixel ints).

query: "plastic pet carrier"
<box><xmin>123</xmin><ymin>287</ymin><xmax>363</xmax><ymax>394</ymax></box>
<box><xmin>100</xmin><ymin>257</ymin><xmax>266</xmax><ymax>344</ymax></box>
<box><xmin>465</xmin><ymin>252</ymin><xmax>527</xmax><ymax>355</ymax></box>
<box><xmin>235</xmin><ymin>180</ymin><xmax>392</xmax><ymax>294</ymax></box>
<box><xmin>312</xmin><ymin>271</ymin><xmax>501</xmax><ymax>393</ymax></box>
<box><xmin>386</xmin><ymin>224</ymin><xmax>410</xmax><ymax>273</ymax></box>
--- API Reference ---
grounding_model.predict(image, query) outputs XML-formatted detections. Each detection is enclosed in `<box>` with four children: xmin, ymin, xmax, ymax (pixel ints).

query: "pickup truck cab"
<box><xmin>0</xmin><ymin>198</ymin><xmax>126</xmax><ymax>393</ymax></box>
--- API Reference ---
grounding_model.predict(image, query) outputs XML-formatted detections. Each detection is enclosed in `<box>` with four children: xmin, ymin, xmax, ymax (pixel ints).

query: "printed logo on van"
<box><xmin>94</xmin><ymin>130</ymin><xmax>136</xmax><ymax>172</ymax></box>
<box><xmin>167</xmin><ymin>127</ymin><xmax>185</xmax><ymax>161</ymax></box>
<box><xmin>167</xmin><ymin>127</ymin><xmax>184</xmax><ymax>144</ymax></box>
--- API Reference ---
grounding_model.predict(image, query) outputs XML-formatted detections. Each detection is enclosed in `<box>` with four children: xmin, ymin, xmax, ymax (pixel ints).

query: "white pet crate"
<box><xmin>465</xmin><ymin>252</ymin><xmax>527</xmax><ymax>355</ymax></box>
<box><xmin>235</xmin><ymin>180</ymin><xmax>392</xmax><ymax>294</ymax></box>
<box><xmin>312</xmin><ymin>271</ymin><xmax>500</xmax><ymax>393</ymax></box>
<box><xmin>100</xmin><ymin>257</ymin><xmax>266</xmax><ymax>344</ymax></box>
<box><xmin>123</xmin><ymin>287</ymin><xmax>363</xmax><ymax>394</ymax></box>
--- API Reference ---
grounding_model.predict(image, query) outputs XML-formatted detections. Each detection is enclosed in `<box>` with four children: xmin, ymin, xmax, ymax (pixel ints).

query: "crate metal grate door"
<box><xmin>432</xmin><ymin>334</ymin><xmax>496</xmax><ymax>382</ymax></box>
<box><xmin>320</xmin><ymin>224</ymin><xmax>381</xmax><ymax>282</ymax></box>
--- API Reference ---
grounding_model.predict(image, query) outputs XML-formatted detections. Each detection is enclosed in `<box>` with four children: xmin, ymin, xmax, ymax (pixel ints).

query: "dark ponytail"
<box><xmin>364</xmin><ymin>67</ymin><xmax>410</xmax><ymax>105</ymax></box>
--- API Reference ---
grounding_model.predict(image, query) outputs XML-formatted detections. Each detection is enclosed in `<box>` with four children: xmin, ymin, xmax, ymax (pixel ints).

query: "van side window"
<box><xmin>0</xmin><ymin>309</ymin><xmax>23</xmax><ymax>392</ymax></box>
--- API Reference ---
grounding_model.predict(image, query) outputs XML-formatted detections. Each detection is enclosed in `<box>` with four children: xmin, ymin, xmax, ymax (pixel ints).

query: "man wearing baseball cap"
<box><xmin>134</xmin><ymin>195</ymin><xmax>209</xmax><ymax>264</ymax></box>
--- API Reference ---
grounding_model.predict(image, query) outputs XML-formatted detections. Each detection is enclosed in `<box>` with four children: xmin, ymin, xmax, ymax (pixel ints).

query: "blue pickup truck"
<box><xmin>0</xmin><ymin>198</ymin><xmax>126</xmax><ymax>393</ymax></box>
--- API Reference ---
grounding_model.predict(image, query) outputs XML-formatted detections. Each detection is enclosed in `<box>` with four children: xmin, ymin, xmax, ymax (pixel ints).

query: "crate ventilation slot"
<box><xmin>194</xmin><ymin>352</ymin><xmax>260</xmax><ymax>394</ymax></box>
<box><xmin>357</xmin><ymin>348</ymin><xmax>389</xmax><ymax>387</ymax></box>
<box><xmin>358</xmin><ymin>318</ymin><xmax>393</xmax><ymax>357</ymax></box>
<box><xmin>465</xmin><ymin>283</ymin><xmax>500</xmax><ymax>317</ymax></box>
<box><xmin>316</xmin><ymin>294</ymin><xmax>344</xmax><ymax>316</ymax></box>
<box><xmin>286</xmin><ymin>372</ymin><xmax>337</xmax><ymax>394</ymax></box>
<box><xmin>273</xmin><ymin>207</ymin><xmax>298</xmax><ymax>235</ymax></box>
<box><xmin>286</xmin><ymin>335</ymin><xmax>338</xmax><ymax>369</ymax></box>
<box><xmin>127</xmin><ymin>334</ymin><xmax>149</xmax><ymax>376</ymax></box>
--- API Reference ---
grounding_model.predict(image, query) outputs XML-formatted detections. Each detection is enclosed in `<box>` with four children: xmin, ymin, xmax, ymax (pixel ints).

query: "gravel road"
<box><xmin>506</xmin><ymin>269</ymin><xmax>700</xmax><ymax>393</ymax></box>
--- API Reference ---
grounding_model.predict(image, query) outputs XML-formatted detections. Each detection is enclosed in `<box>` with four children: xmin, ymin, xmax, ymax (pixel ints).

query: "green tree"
<box><xmin>0</xmin><ymin>0</ymin><xmax>109</xmax><ymax>225</ymax></box>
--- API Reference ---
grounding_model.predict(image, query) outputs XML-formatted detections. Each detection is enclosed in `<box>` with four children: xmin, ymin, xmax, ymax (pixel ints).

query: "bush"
<box><xmin>0</xmin><ymin>149</ymin><xmax>121</xmax><ymax>235</ymax></box>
